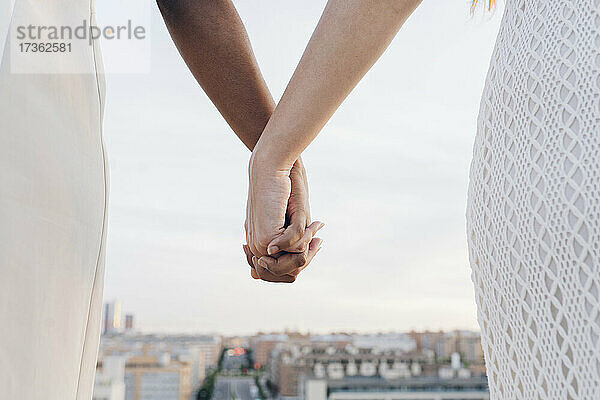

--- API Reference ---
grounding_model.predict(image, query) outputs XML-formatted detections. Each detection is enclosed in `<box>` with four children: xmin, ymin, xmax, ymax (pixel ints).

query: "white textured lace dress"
<box><xmin>467</xmin><ymin>1</ymin><xmax>600</xmax><ymax>399</ymax></box>
<box><xmin>0</xmin><ymin>0</ymin><xmax>107</xmax><ymax>399</ymax></box>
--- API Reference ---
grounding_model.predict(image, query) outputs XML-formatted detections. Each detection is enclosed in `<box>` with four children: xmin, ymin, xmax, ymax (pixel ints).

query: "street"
<box><xmin>221</xmin><ymin>348</ymin><xmax>249</xmax><ymax>372</ymax></box>
<box><xmin>212</xmin><ymin>377</ymin><xmax>258</xmax><ymax>400</ymax></box>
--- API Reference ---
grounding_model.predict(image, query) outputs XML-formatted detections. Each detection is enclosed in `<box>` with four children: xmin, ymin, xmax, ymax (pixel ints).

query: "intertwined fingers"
<box><xmin>243</xmin><ymin>235</ymin><xmax>323</xmax><ymax>283</ymax></box>
<box><xmin>261</xmin><ymin>237</ymin><xmax>323</xmax><ymax>279</ymax></box>
<box><xmin>258</xmin><ymin>222</ymin><xmax>324</xmax><ymax>276</ymax></box>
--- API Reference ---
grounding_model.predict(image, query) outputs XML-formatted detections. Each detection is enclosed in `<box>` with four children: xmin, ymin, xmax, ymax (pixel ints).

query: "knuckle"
<box><xmin>296</xmin><ymin>242</ymin><xmax>308</xmax><ymax>253</ymax></box>
<box><xmin>281</xmin><ymin>230</ymin><xmax>303</xmax><ymax>249</ymax></box>
<box><xmin>269</xmin><ymin>265</ymin><xmax>287</xmax><ymax>277</ymax></box>
<box><xmin>256</xmin><ymin>268</ymin><xmax>268</xmax><ymax>280</ymax></box>
<box><xmin>294</xmin><ymin>253</ymin><xmax>307</xmax><ymax>268</ymax></box>
<box><xmin>294</xmin><ymin>225</ymin><xmax>305</xmax><ymax>241</ymax></box>
<box><xmin>284</xmin><ymin>224</ymin><xmax>304</xmax><ymax>247</ymax></box>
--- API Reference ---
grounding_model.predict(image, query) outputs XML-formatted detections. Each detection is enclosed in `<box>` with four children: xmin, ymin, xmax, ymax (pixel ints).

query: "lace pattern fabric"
<box><xmin>467</xmin><ymin>1</ymin><xmax>600</xmax><ymax>398</ymax></box>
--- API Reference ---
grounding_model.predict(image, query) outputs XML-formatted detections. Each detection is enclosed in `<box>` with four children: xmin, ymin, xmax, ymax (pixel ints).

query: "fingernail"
<box><xmin>267</xmin><ymin>245</ymin><xmax>279</xmax><ymax>255</ymax></box>
<box><xmin>258</xmin><ymin>259</ymin><xmax>268</xmax><ymax>269</ymax></box>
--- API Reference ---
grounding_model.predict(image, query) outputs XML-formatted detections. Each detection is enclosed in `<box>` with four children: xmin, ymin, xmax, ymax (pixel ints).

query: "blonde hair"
<box><xmin>472</xmin><ymin>0</ymin><xmax>496</xmax><ymax>10</ymax></box>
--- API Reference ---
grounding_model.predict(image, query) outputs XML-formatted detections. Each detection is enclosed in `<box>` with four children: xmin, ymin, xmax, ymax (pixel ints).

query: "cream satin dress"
<box><xmin>0</xmin><ymin>0</ymin><xmax>107</xmax><ymax>398</ymax></box>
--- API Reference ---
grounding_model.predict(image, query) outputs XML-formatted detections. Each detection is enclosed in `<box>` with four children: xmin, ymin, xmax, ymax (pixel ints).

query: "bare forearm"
<box><xmin>255</xmin><ymin>0</ymin><xmax>422</xmax><ymax>168</ymax></box>
<box><xmin>157</xmin><ymin>0</ymin><xmax>273</xmax><ymax>150</ymax></box>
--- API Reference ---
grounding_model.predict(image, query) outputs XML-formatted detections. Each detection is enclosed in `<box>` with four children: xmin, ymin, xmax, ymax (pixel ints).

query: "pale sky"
<box><xmin>95</xmin><ymin>1</ymin><xmax>504</xmax><ymax>335</ymax></box>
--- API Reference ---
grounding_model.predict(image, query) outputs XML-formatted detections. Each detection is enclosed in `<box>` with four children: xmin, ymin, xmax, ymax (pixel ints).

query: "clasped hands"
<box><xmin>243</xmin><ymin>146</ymin><xmax>324</xmax><ymax>283</ymax></box>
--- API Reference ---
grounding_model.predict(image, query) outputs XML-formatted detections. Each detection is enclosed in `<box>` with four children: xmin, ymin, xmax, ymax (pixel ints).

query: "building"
<box><xmin>95</xmin><ymin>333</ymin><xmax>221</xmax><ymax>398</ymax></box>
<box><xmin>168</xmin><ymin>345</ymin><xmax>206</xmax><ymax>391</ymax></box>
<box><xmin>265</xmin><ymin>332</ymin><xmax>486</xmax><ymax>398</ymax></box>
<box><xmin>303</xmin><ymin>376</ymin><xmax>490</xmax><ymax>400</ymax></box>
<box><xmin>434</xmin><ymin>331</ymin><xmax>485</xmax><ymax>364</ymax></box>
<box><xmin>224</xmin><ymin>336</ymin><xmax>249</xmax><ymax>349</ymax></box>
<box><xmin>99</xmin><ymin>334</ymin><xmax>222</xmax><ymax>371</ymax></box>
<box><xmin>455</xmin><ymin>332</ymin><xmax>485</xmax><ymax>364</ymax></box>
<box><xmin>351</xmin><ymin>333</ymin><xmax>416</xmax><ymax>353</ymax></box>
<box><xmin>94</xmin><ymin>356</ymin><xmax>126</xmax><ymax>400</ymax></box>
<box><xmin>268</xmin><ymin>341</ymin><xmax>429</xmax><ymax>397</ymax></box>
<box><xmin>125</xmin><ymin>314</ymin><xmax>134</xmax><ymax>331</ymax></box>
<box><xmin>251</xmin><ymin>334</ymin><xmax>293</xmax><ymax>367</ymax></box>
<box><xmin>251</xmin><ymin>332</ymin><xmax>350</xmax><ymax>370</ymax></box>
<box><xmin>408</xmin><ymin>330</ymin><xmax>485</xmax><ymax>365</ymax></box>
<box><xmin>103</xmin><ymin>301</ymin><xmax>122</xmax><ymax>334</ymax></box>
<box><xmin>123</xmin><ymin>353</ymin><xmax>191</xmax><ymax>400</ymax></box>
<box><xmin>408</xmin><ymin>330</ymin><xmax>445</xmax><ymax>354</ymax></box>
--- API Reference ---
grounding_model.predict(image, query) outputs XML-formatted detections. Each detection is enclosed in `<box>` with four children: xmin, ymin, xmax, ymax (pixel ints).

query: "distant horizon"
<box><xmin>103</xmin><ymin>323</ymin><xmax>482</xmax><ymax>338</ymax></box>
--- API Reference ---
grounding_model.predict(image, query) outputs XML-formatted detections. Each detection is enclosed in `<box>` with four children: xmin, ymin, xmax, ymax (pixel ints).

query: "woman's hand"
<box><xmin>244</xmin><ymin>154</ymin><xmax>323</xmax><ymax>282</ymax></box>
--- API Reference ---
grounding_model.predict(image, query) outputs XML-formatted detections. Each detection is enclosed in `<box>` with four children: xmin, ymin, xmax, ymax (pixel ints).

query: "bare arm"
<box><xmin>245</xmin><ymin>0</ymin><xmax>420</xmax><ymax>261</ymax></box>
<box><xmin>253</xmin><ymin>0</ymin><xmax>422</xmax><ymax>168</ymax></box>
<box><xmin>156</xmin><ymin>0</ymin><xmax>324</xmax><ymax>281</ymax></box>
<box><xmin>156</xmin><ymin>0</ymin><xmax>273</xmax><ymax>150</ymax></box>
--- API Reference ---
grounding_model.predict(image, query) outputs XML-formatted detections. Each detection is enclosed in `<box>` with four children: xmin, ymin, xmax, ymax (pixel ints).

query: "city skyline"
<box><xmin>103</xmin><ymin>300</ymin><xmax>481</xmax><ymax>337</ymax></box>
<box><xmin>94</xmin><ymin>328</ymin><xmax>487</xmax><ymax>400</ymax></box>
<box><xmin>96</xmin><ymin>1</ymin><xmax>504</xmax><ymax>334</ymax></box>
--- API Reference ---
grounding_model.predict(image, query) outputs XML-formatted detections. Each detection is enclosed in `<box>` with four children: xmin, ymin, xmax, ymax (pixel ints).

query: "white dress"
<box><xmin>0</xmin><ymin>0</ymin><xmax>107</xmax><ymax>398</ymax></box>
<box><xmin>467</xmin><ymin>0</ymin><xmax>600</xmax><ymax>398</ymax></box>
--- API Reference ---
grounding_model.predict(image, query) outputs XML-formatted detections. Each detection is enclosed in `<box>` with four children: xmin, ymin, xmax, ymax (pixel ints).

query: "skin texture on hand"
<box><xmin>246</xmin><ymin>153</ymin><xmax>291</xmax><ymax>258</ymax></box>
<box><xmin>243</xmin><ymin>162</ymin><xmax>324</xmax><ymax>283</ymax></box>
<box><xmin>245</xmin><ymin>157</ymin><xmax>324</xmax><ymax>281</ymax></box>
<box><xmin>263</xmin><ymin>164</ymin><xmax>325</xmax><ymax>278</ymax></box>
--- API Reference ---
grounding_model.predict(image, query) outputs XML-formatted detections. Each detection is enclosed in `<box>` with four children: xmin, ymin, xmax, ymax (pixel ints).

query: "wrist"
<box><xmin>252</xmin><ymin>134</ymin><xmax>296</xmax><ymax>174</ymax></box>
